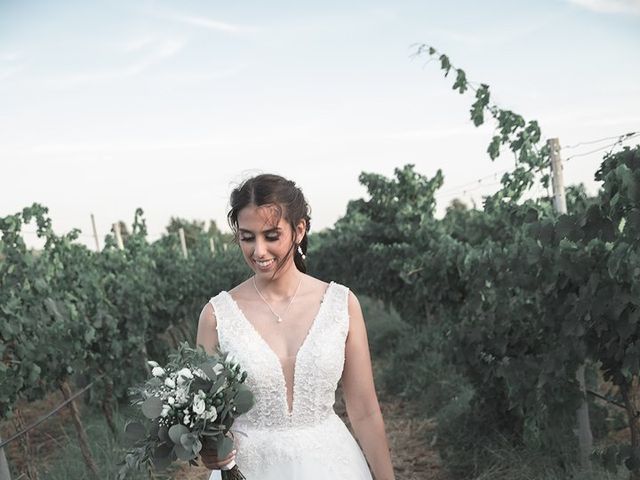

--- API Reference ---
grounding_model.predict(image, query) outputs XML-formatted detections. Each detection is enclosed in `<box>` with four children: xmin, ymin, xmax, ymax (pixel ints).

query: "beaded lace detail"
<box><xmin>209</xmin><ymin>281</ymin><xmax>349</xmax><ymax>429</ymax></box>
<box><xmin>208</xmin><ymin>281</ymin><xmax>361</xmax><ymax>474</ymax></box>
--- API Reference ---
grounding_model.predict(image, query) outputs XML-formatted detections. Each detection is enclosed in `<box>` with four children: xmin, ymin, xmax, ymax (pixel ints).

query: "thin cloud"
<box><xmin>160</xmin><ymin>65</ymin><xmax>249</xmax><ymax>83</ymax></box>
<box><xmin>26</xmin><ymin>138</ymin><xmax>248</xmax><ymax>155</ymax></box>
<box><xmin>429</xmin><ymin>16</ymin><xmax>562</xmax><ymax>49</ymax></box>
<box><xmin>567</xmin><ymin>0</ymin><xmax>640</xmax><ymax>14</ymax></box>
<box><xmin>427</xmin><ymin>29</ymin><xmax>484</xmax><ymax>47</ymax></box>
<box><xmin>47</xmin><ymin>38</ymin><xmax>185</xmax><ymax>88</ymax></box>
<box><xmin>171</xmin><ymin>14</ymin><xmax>249</xmax><ymax>33</ymax></box>
<box><xmin>152</xmin><ymin>8</ymin><xmax>258</xmax><ymax>34</ymax></box>
<box><xmin>118</xmin><ymin>36</ymin><xmax>156</xmax><ymax>53</ymax></box>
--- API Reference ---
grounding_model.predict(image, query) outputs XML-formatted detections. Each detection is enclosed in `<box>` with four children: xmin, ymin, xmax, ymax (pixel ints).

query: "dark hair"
<box><xmin>227</xmin><ymin>173</ymin><xmax>311</xmax><ymax>276</ymax></box>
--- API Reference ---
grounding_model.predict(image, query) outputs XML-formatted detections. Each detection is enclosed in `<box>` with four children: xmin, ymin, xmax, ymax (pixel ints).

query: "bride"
<box><xmin>196</xmin><ymin>173</ymin><xmax>396</xmax><ymax>480</ymax></box>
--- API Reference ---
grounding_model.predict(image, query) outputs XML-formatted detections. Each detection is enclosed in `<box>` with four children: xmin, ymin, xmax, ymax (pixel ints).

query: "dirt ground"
<box><xmin>1</xmin><ymin>381</ymin><xmax>446</xmax><ymax>480</ymax></box>
<box><xmin>1</xmin><ymin>390</ymin><xmax>73</xmax><ymax>478</ymax></box>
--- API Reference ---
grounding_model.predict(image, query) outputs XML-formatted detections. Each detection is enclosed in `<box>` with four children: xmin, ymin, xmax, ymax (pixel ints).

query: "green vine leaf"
<box><xmin>439</xmin><ymin>54</ymin><xmax>452</xmax><ymax>76</ymax></box>
<box><xmin>452</xmin><ymin>69</ymin><xmax>468</xmax><ymax>94</ymax></box>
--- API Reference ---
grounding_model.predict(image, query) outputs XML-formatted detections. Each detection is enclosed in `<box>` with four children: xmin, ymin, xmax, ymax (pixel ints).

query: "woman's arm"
<box><xmin>195</xmin><ymin>303</ymin><xmax>238</xmax><ymax>470</ymax></box>
<box><xmin>196</xmin><ymin>302</ymin><xmax>219</xmax><ymax>356</ymax></box>
<box><xmin>341</xmin><ymin>291</ymin><xmax>396</xmax><ymax>480</ymax></box>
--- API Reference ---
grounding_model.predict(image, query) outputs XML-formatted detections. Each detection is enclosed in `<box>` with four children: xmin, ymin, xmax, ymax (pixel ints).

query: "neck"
<box><xmin>254</xmin><ymin>263</ymin><xmax>304</xmax><ymax>300</ymax></box>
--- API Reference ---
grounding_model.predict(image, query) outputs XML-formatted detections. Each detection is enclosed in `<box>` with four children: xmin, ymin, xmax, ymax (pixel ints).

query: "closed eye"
<box><xmin>240</xmin><ymin>236</ymin><xmax>279</xmax><ymax>242</ymax></box>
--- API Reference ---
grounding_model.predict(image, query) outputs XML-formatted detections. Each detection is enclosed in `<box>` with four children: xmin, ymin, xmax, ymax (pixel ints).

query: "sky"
<box><xmin>1</xmin><ymin>0</ymin><xmax>639</xmax><ymax>249</ymax></box>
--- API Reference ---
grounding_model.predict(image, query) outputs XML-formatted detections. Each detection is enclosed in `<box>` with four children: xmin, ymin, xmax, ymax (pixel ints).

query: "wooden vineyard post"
<box><xmin>113</xmin><ymin>222</ymin><xmax>124</xmax><ymax>250</ymax></box>
<box><xmin>90</xmin><ymin>214</ymin><xmax>100</xmax><ymax>252</ymax></box>
<box><xmin>59</xmin><ymin>380</ymin><xmax>100</xmax><ymax>480</ymax></box>
<box><xmin>12</xmin><ymin>408</ymin><xmax>38</xmax><ymax>480</ymax></box>
<box><xmin>0</xmin><ymin>435</ymin><xmax>10</xmax><ymax>480</ymax></box>
<box><xmin>548</xmin><ymin>137</ymin><xmax>593</xmax><ymax>471</ymax></box>
<box><xmin>100</xmin><ymin>373</ymin><xmax>117</xmax><ymax>437</ymax></box>
<box><xmin>178</xmin><ymin>228</ymin><xmax>188</xmax><ymax>259</ymax></box>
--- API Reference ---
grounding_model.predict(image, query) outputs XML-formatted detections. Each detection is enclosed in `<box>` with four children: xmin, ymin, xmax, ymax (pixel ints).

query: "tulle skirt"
<box><xmin>208</xmin><ymin>413</ymin><xmax>373</xmax><ymax>480</ymax></box>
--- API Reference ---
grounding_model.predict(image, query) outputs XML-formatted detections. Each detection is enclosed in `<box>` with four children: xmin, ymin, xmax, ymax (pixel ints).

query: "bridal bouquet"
<box><xmin>118</xmin><ymin>342</ymin><xmax>254</xmax><ymax>480</ymax></box>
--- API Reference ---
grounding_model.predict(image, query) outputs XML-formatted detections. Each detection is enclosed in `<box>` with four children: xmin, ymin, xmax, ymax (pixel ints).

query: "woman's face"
<box><xmin>236</xmin><ymin>204</ymin><xmax>304</xmax><ymax>278</ymax></box>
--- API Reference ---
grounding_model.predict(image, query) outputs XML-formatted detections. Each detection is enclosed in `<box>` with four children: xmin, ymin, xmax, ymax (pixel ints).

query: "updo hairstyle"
<box><xmin>227</xmin><ymin>173</ymin><xmax>311</xmax><ymax>275</ymax></box>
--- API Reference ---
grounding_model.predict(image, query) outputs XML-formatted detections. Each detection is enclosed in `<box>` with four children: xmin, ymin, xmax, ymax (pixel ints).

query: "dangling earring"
<box><xmin>297</xmin><ymin>244</ymin><xmax>306</xmax><ymax>260</ymax></box>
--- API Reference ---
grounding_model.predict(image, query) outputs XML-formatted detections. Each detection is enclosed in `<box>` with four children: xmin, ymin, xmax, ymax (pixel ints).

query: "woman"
<box><xmin>196</xmin><ymin>173</ymin><xmax>396</xmax><ymax>480</ymax></box>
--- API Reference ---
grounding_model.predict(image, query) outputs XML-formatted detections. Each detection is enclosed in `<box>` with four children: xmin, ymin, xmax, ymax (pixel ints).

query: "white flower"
<box><xmin>168</xmin><ymin>397</ymin><xmax>175</xmax><ymax>405</ymax></box>
<box><xmin>177</xmin><ymin>367</ymin><xmax>193</xmax><ymax>379</ymax></box>
<box><xmin>175</xmin><ymin>386</ymin><xmax>188</xmax><ymax>404</ymax></box>
<box><xmin>147</xmin><ymin>360</ymin><xmax>159</xmax><ymax>368</ymax></box>
<box><xmin>193</xmin><ymin>396</ymin><xmax>206</xmax><ymax>415</ymax></box>
<box><xmin>161</xmin><ymin>404</ymin><xmax>171</xmax><ymax>417</ymax></box>
<box><xmin>183</xmin><ymin>414</ymin><xmax>190</xmax><ymax>425</ymax></box>
<box><xmin>213</xmin><ymin>363</ymin><xmax>224</xmax><ymax>375</ymax></box>
<box><xmin>193</xmin><ymin>367</ymin><xmax>207</xmax><ymax>379</ymax></box>
<box><xmin>205</xmin><ymin>406</ymin><xmax>218</xmax><ymax>421</ymax></box>
<box><xmin>164</xmin><ymin>377</ymin><xmax>175</xmax><ymax>388</ymax></box>
<box><xmin>152</xmin><ymin>366</ymin><xmax>165</xmax><ymax>377</ymax></box>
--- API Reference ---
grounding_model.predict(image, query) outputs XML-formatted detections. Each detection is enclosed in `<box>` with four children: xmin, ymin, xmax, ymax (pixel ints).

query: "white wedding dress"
<box><xmin>207</xmin><ymin>281</ymin><xmax>373</xmax><ymax>479</ymax></box>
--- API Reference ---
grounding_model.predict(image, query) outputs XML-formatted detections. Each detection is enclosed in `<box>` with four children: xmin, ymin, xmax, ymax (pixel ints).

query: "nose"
<box><xmin>253</xmin><ymin>237</ymin><xmax>268</xmax><ymax>258</ymax></box>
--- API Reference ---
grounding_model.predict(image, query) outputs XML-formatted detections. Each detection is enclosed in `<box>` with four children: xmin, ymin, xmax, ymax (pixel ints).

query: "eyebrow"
<box><xmin>238</xmin><ymin>227</ymin><xmax>282</xmax><ymax>234</ymax></box>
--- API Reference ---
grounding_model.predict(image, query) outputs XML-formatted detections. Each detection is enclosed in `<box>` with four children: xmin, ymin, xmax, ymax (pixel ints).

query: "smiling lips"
<box><xmin>255</xmin><ymin>258</ymin><xmax>275</xmax><ymax>269</ymax></box>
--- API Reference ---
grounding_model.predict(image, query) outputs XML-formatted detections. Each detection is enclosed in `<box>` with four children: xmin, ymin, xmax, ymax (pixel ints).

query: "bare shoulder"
<box><xmin>196</xmin><ymin>301</ymin><xmax>219</xmax><ymax>355</ymax></box>
<box><xmin>228</xmin><ymin>278</ymin><xmax>254</xmax><ymax>300</ymax></box>
<box><xmin>346</xmin><ymin>289</ymin><xmax>366</xmax><ymax>335</ymax></box>
<box><xmin>347</xmin><ymin>289</ymin><xmax>362</xmax><ymax>309</ymax></box>
<box><xmin>198</xmin><ymin>301</ymin><xmax>216</xmax><ymax>326</ymax></box>
<box><xmin>301</xmin><ymin>275</ymin><xmax>331</xmax><ymax>302</ymax></box>
<box><xmin>308</xmin><ymin>275</ymin><xmax>330</xmax><ymax>292</ymax></box>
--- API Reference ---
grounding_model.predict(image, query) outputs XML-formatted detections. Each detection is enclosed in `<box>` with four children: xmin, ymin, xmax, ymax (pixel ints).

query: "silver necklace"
<box><xmin>252</xmin><ymin>275</ymin><xmax>303</xmax><ymax>323</ymax></box>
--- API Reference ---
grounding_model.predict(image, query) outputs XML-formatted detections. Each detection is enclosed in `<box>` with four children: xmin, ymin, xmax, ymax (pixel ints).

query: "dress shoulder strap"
<box><xmin>321</xmin><ymin>281</ymin><xmax>350</xmax><ymax>338</ymax></box>
<box><xmin>208</xmin><ymin>291</ymin><xmax>236</xmax><ymax>351</ymax></box>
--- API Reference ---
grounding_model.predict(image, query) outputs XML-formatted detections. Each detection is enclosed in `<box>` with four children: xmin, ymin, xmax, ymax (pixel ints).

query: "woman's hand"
<box><xmin>200</xmin><ymin>436</ymin><xmax>237</xmax><ymax>470</ymax></box>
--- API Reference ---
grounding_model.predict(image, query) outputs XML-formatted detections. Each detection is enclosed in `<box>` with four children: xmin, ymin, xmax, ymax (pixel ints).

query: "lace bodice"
<box><xmin>208</xmin><ymin>281</ymin><xmax>350</xmax><ymax>431</ymax></box>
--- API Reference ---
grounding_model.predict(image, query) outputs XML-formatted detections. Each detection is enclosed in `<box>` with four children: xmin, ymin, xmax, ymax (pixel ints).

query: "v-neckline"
<box><xmin>223</xmin><ymin>280</ymin><xmax>335</xmax><ymax>416</ymax></box>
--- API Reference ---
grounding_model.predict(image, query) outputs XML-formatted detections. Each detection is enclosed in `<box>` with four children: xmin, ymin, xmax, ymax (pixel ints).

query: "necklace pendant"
<box><xmin>276</xmin><ymin>316</ymin><xmax>283</xmax><ymax>323</ymax></box>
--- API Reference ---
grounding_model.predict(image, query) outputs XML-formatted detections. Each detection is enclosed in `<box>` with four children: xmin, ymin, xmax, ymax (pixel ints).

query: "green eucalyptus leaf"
<box><xmin>124</xmin><ymin>420</ymin><xmax>146</xmax><ymax>444</ymax></box>
<box><xmin>173</xmin><ymin>443</ymin><xmax>195</xmax><ymax>461</ymax></box>
<box><xmin>198</xmin><ymin>362</ymin><xmax>218</xmax><ymax>380</ymax></box>
<box><xmin>234</xmin><ymin>386</ymin><xmax>255</xmax><ymax>414</ymax></box>
<box><xmin>141</xmin><ymin>396</ymin><xmax>163</xmax><ymax>419</ymax></box>
<box><xmin>158</xmin><ymin>425</ymin><xmax>169</xmax><ymax>442</ymax></box>
<box><xmin>168</xmin><ymin>423</ymin><xmax>189</xmax><ymax>445</ymax></box>
<box><xmin>151</xmin><ymin>442</ymin><xmax>173</xmax><ymax>471</ymax></box>
<box><xmin>180</xmin><ymin>432</ymin><xmax>196</xmax><ymax>450</ymax></box>
<box><xmin>192</xmin><ymin>437</ymin><xmax>203</xmax><ymax>455</ymax></box>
